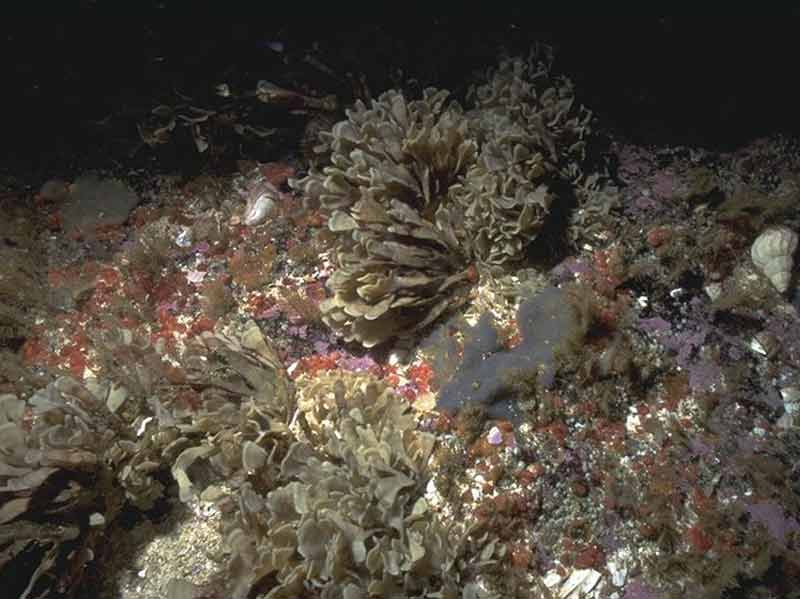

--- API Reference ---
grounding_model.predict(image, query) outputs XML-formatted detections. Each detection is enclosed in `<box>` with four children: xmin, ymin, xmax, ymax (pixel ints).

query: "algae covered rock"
<box><xmin>0</xmin><ymin>198</ymin><xmax>50</xmax><ymax>385</ymax></box>
<box><xmin>292</xmin><ymin>51</ymin><xmax>594</xmax><ymax>347</ymax></box>
<box><xmin>60</xmin><ymin>175</ymin><xmax>141</xmax><ymax>238</ymax></box>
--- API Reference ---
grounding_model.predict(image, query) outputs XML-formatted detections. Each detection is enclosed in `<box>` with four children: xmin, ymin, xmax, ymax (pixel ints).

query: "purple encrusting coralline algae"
<box><xmin>649</xmin><ymin>169</ymin><xmax>681</xmax><ymax>200</ymax></box>
<box><xmin>746</xmin><ymin>501</ymin><xmax>800</xmax><ymax>548</ymax></box>
<box><xmin>638</xmin><ymin>314</ymin><xmax>724</xmax><ymax>391</ymax></box>
<box><xmin>623</xmin><ymin>579</ymin><xmax>663</xmax><ymax>599</ymax></box>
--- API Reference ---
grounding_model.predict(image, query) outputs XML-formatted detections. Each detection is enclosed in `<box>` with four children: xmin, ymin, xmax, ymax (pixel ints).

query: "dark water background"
<box><xmin>3</xmin><ymin>8</ymin><xmax>800</xmax><ymax>178</ymax></box>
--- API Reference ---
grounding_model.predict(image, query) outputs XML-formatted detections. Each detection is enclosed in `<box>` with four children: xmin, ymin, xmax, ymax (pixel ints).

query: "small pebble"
<box><xmin>487</xmin><ymin>426</ymin><xmax>503</xmax><ymax>445</ymax></box>
<box><xmin>175</xmin><ymin>226</ymin><xmax>193</xmax><ymax>248</ymax></box>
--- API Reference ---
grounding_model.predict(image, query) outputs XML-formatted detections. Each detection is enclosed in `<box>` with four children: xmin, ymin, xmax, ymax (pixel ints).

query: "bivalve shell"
<box><xmin>244</xmin><ymin>192</ymin><xmax>277</xmax><ymax>226</ymax></box>
<box><xmin>750</xmin><ymin>226</ymin><xmax>797</xmax><ymax>293</ymax></box>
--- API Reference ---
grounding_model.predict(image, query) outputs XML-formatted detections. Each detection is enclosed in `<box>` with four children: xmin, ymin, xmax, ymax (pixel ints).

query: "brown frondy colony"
<box><xmin>291</xmin><ymin>52</ymin><xmax>593</xmax><ymax>347</ymax></box>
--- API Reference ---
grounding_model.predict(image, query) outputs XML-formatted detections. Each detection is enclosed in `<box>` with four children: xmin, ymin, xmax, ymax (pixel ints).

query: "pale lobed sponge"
<box><xmin>750</xmin><ymin>225</ymin><xmax>798</xmax><ymax>293</ymax></box>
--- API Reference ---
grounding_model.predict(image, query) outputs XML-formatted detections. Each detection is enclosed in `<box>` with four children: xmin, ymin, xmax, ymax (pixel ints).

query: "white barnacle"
<box><xmin>750</xmin><ymin>225</ymin><xmax>797</xmax><ymax>293</ymax></box>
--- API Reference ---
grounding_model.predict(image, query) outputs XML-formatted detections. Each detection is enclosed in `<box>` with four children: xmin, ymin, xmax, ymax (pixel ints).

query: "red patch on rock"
<box><xmin>573</xmin><ymin>544</ymin><xmax>606</xmax><ymax>569</ymax></box>
<box><xmin>259</xmin><ymin>162</ymin><xmax>296</xmax><ymax>187</ymax></box>
<box><xmin>688</xmin><ymin>524</ymin><xmax>713</xmax><ymax>553</ymax></box>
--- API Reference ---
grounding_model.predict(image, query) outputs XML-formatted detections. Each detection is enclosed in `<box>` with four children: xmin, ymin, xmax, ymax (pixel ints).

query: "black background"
<box><xmin>4</xmin><ymin>7</ymin><xmax>800</xmax><ymax>178</ymax></box>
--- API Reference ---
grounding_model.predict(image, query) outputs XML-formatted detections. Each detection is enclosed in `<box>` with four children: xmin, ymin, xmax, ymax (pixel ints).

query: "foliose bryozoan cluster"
<box><xmin>290</xmin><ymin>50</ymin><xmax>593</xmax><ymax>347</ymax></box>
<box><xmin>219</xmin><ymin>370</ymin><xmax>504</xmax><ymax>599</ymax></box>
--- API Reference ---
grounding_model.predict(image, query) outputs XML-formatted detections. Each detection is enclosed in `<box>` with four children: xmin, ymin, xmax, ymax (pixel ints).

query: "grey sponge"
<box><xmin>436</xmin><ymin>286</ymin><xmax>578</xmax><ymax>421</ymax></box>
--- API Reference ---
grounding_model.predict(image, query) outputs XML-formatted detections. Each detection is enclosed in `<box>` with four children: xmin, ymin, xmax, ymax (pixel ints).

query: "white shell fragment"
<box><xmin>242</xmin><ymin>441</ymin><xmax>268</xmax><ymax>474</ymax></box>
<box><xmin>175</xmin><ymin>226</ymin><xmax>193</xmax><ymax>248</ymax></box>
<box><xmin>704</xmin><ymin>282</ymin><xmax>722</xmax><ymax>301</ymax></box>
<box><xmin>782</xmin><ymin>386</ymin><xmax>800</xmax><ymax>416</ymax></box>
<box><xmin>778</xmin><ymin>386</ymin><xmax>800</xmax><ymax>429</ymax></box>
<box><xmin>105</xmin><ymin>383</ymin><xmax>129</xmax><ymax>414</ymax></box>
<box><xmin>544</xmin><ymin>568</ymin><xmax>602</xmax><ymax>598</ymax></box>
<box><xmin>750</xmin><ymin>225</ymin><xmax>798</xmax><ymax>293</ymax></box>
<box><xmin>89</xmin><ymin>512</ymin><xmax>106</xmax><ymax>527</ymax></box>
<box><xmin>244</xmin><ymin>193</ymin><xmax>277</xmax><ymax>226</ymax></box>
